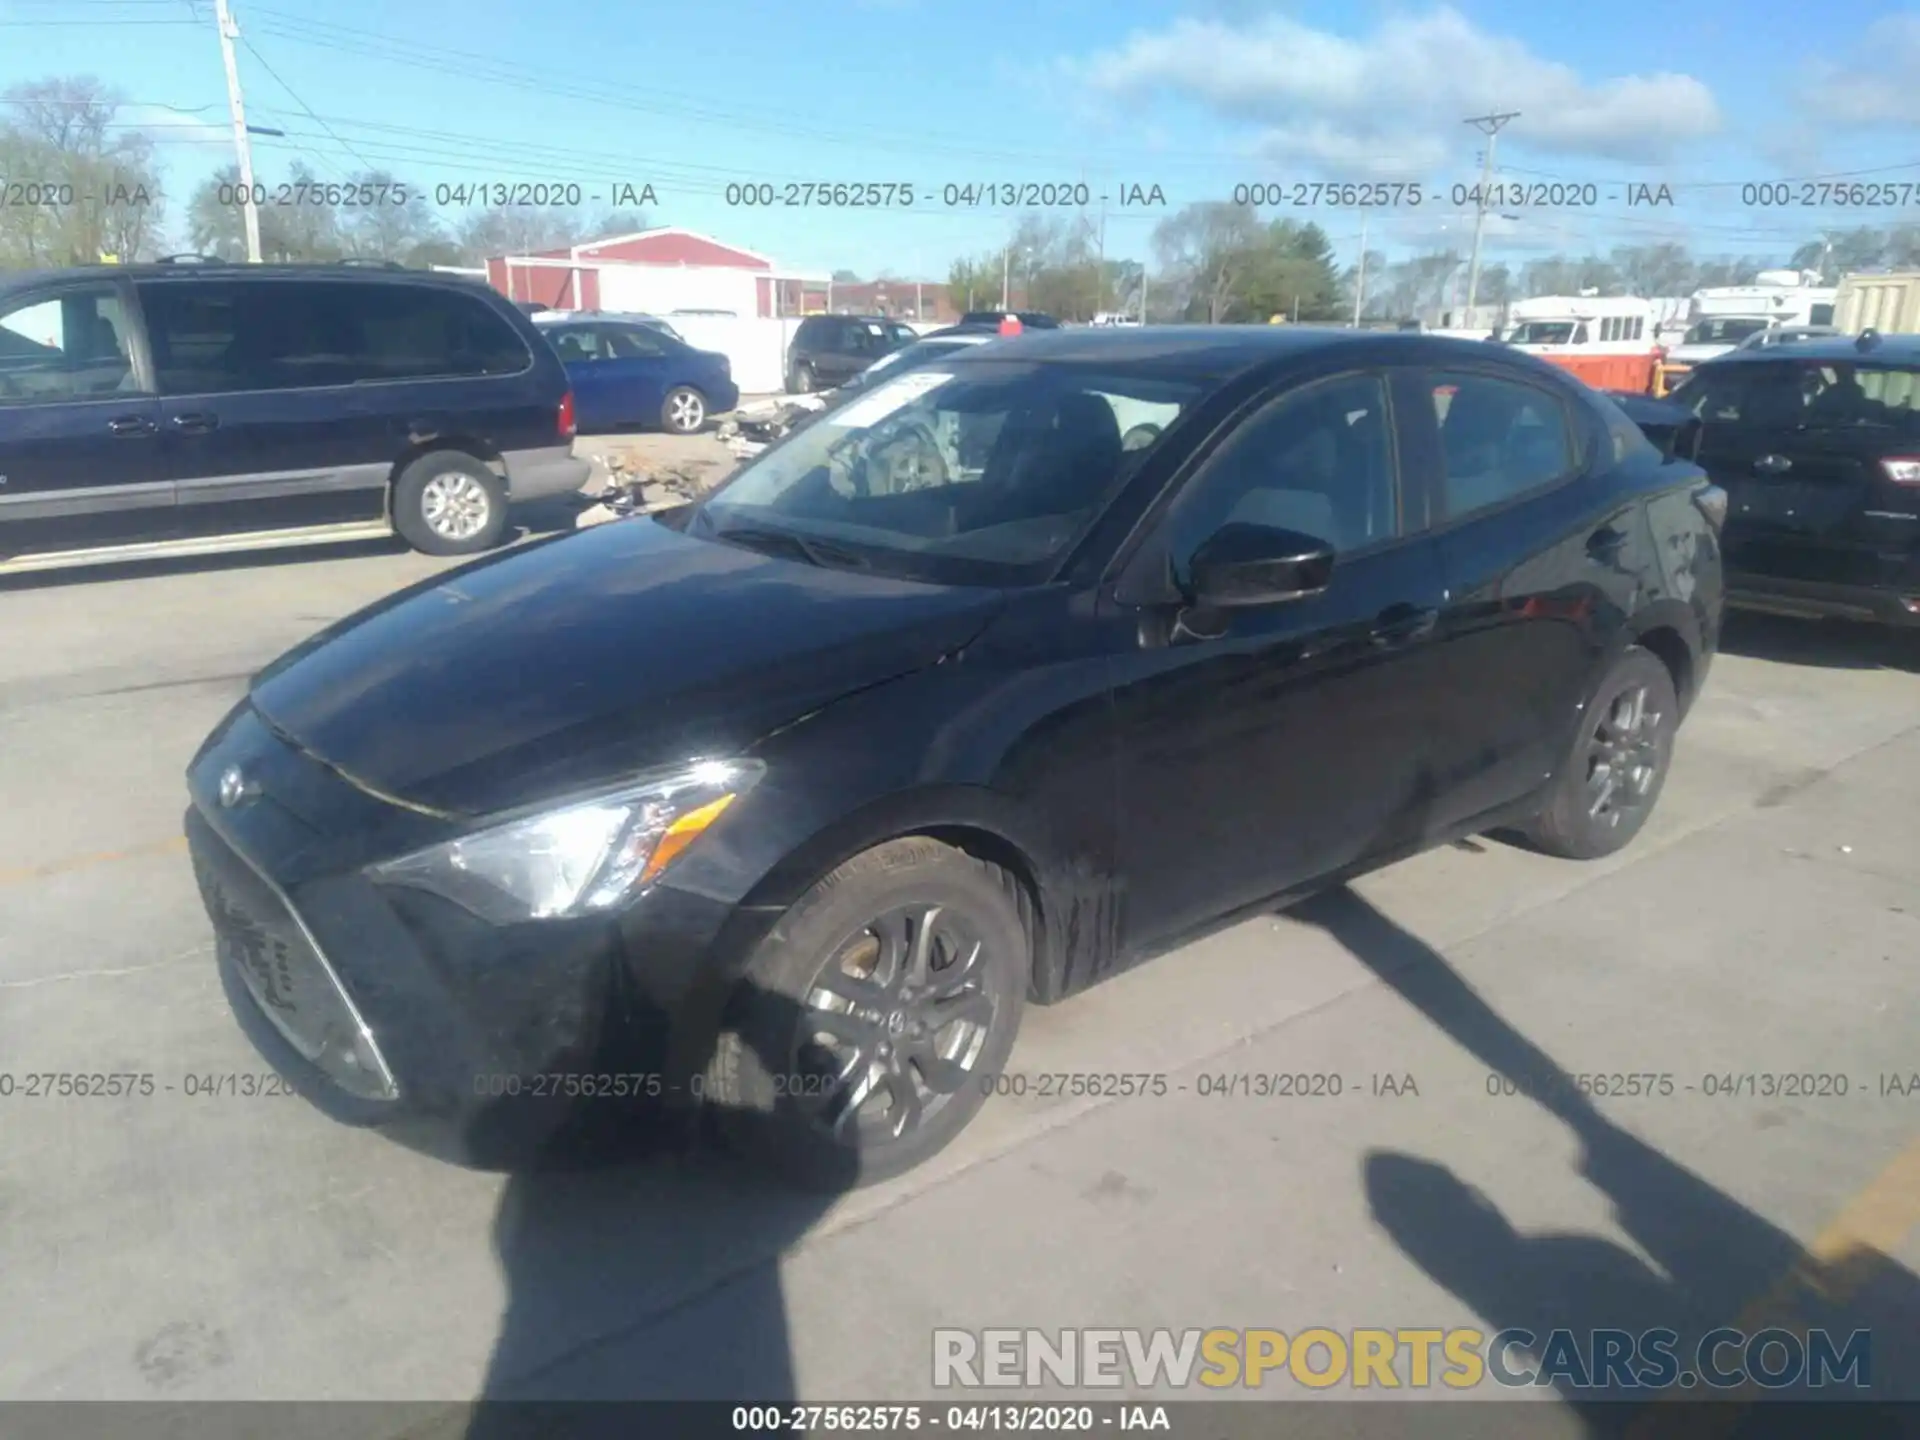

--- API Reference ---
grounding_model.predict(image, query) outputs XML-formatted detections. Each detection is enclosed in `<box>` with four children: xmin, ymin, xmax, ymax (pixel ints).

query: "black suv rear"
<box><xmin>1667</xmin><ymin>333</ymin><xmax>1920</xmax><ymax>627</ymax></box>
<box><xmin>0</xmin><ymin>261</ymin><xmax>586</xmax><ymax>576</ymax></box>
<box><xmin>784</xmin><ymin>314</ymin><xmax>918</xmax><ymax>392</ymax></box>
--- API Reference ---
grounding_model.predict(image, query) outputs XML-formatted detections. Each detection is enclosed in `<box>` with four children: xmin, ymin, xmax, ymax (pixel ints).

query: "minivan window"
<box><xmin>0</xmin><ymin>286</ymin><xmax>137</xmax><ymax>404</ymax></box>
<box><xmin>137</xmin><ymin>279</ymin><xmax>531</xmax><ymax>395</ymax></box>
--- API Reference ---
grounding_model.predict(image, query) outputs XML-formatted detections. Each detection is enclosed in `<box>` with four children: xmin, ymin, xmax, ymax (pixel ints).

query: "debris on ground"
<box><xmin>717</xmin><ymin>393</ymin><xmax>830</xmax><ymax>460</ymax></box>
<box><xmin>574</xmin><ymin>456</ymin><xmax>714</xmax><ymax>528</ymax></box>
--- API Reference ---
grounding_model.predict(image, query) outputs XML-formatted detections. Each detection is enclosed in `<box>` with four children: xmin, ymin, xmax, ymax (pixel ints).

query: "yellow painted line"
<box><xmin>0</xmin><ymin>835</ymin><xmax>188</xmax><ymax>887</ymax></box>
<box><xmin>1627</xmin><ymin>1135</ymin><xmax>1920</xmax><ymax>1440</ymax></box>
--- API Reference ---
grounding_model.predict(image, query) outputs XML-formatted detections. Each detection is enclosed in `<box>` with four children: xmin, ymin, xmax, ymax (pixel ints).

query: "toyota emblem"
<box><xmin>217</xmin><ymin>766</ymin><xmax>257</xmax><ymax>809</ymax></box>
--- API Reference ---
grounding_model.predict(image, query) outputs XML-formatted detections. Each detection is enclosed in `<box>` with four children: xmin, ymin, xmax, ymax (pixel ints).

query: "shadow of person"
<box><xmin>458</xmin><ymin>978</ymin><xmax>861</xmax><ymax>1440</ymax></box>
<box><xmin>1291</xmin><ymin>886</ymin><xmax>1920</xmax><ymax>1436</ymax></box>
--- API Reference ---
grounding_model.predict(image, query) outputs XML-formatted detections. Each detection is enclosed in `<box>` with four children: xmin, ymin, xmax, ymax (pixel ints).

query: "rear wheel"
<box><xmin>662</xmin><ymin>386</ymin><xmax>707</xmax><ymax>434</ymax></box>
<box><xmin>789</xmin><ymin>361</ymin><xmax>817</xmax><ymax>394</ymax></box>
<box><xmin>390</xmin><ymin>452</ymin><xmax>509</xmax><ymax>556</ymax></box>
<box><xmin>1522</xmin><ymin>646</ymin><xmax>1678</xmax><ymax>859</ymax></box>
<box><xmin>705</xmin><ymin>838</ymin><xmax>1029</xmax><ymax>1189</ymax></box>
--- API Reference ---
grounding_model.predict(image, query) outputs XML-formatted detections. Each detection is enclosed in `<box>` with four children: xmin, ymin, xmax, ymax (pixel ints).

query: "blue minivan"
<box><xmin>0</xmin><ymin>259</ymin><xmax>588</xmax><ymax>575</ymax></box>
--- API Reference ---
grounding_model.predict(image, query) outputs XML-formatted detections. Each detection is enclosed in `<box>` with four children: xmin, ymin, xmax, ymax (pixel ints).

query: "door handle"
<box><xmin>106</xmin><ymin>414</ymin><xmax>155</xmax><ymax>436</ymax></box>
<box><xmin>1754</xmin><ymin>453</ymin><xmax>1792</xmax><ymax>475</ymax></box>
<box><xmin>1370</xmin><ymin>603</ymin><xmax>1438</xmax><ymax>647</ymax></box>
<box><xmin>170</xmin><ymin>412</ymin><xmax>219</xmax><ymax>434</ymax></box>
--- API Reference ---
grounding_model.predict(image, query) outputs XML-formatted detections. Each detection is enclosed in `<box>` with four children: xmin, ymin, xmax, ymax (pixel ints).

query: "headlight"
<box><xmin>367</xmin><ymin>758</ymin><xmax>762</xmax><ymax>924</ymax></box>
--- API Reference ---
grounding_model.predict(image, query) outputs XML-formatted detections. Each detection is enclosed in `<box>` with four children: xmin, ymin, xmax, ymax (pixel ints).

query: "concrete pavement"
<box><xmin>1</xmin><ymin>535</ymin><xmax>1916</xmax><ymax>1420</ymax></box>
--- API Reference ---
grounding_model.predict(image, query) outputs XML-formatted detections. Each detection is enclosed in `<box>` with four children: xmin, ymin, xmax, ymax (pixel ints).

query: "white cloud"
<box><xmin>1796</xmin><ymin>14</ymin><xmax>1920</xmax><ymax>126</ymax></box>
<box><xmin>1066</xmin><ymin>8</ymin><xmax>1722</xmax><ymax>171</ymax></box>
<box><xmin>121</xmin><ymin>105</ymin><xmax>233</xmax><ymax>148</ymax></box>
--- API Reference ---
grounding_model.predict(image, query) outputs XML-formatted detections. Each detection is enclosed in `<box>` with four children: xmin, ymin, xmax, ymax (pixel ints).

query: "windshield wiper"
<box><xmin>711</xmin><ymin>523</ymin><xmax>870</xmax><ymax>569</ymax></box>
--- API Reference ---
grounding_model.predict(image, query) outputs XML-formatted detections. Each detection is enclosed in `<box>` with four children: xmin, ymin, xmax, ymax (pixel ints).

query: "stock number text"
<box><xmin>1235</xmin><ymin>182</ymin><xmax>1425</xmax><ymax>208</ymax></box>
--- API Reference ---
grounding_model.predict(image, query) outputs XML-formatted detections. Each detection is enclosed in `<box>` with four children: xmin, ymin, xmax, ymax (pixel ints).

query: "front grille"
<box><xmin>187</xmin><ymin>808</ymin><xmax>398</xmax><ymax>1101</ymax></box>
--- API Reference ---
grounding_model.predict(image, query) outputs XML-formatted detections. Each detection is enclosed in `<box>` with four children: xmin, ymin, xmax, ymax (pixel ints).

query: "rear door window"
<box><xmin>603</xmin><ymin>325</ymin><xmax>670</xmax><ymax>358</ymax></box>
<box><xmin>1429</xmin><ymin>371</ymin><xmax>1577</xmax><ymax>520</ymax></box>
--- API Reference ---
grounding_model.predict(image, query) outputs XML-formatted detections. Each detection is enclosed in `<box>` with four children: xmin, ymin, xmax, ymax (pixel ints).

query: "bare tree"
<box><xmin>0</xmin><ymin>77</ymin><xmax>167</xmax><ymax>266</ymax></box>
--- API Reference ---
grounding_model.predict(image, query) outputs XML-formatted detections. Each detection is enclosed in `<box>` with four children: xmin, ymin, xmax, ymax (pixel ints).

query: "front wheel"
<box><xmin>705</xmin><ymin>838</ymin><xmax>1029</xmax><ymax>1189</ymax></box>
<box><xmin>1521</xmin><ymin>646</ymin><xmax>1679</xmax><ymax>860</ymax></box>
<box><xmin>662</xmin><ymin>385</ymin><xmax>707</xmax><ymax>434</ymax></box>
<box><xmin>788</xmin><ymin>361</ymin><xmax>817</xmax><ymax>394</ymax></box>
<box><xmin>390</xmin><ymin>452</ymin><xmax>510</xmax><ymax>556</ymax></box>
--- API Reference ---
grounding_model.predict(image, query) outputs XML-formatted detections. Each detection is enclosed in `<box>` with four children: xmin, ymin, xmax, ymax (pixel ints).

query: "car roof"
<box><xmin>0</xmin><ymin>261</ymin><xmax>494</xmax><ymax>294</ymax></box>
<box><xmin>1697</xmin><ymin>334</ymin><xmax>1920</xmax><ymax>368</ymax></box>
<box><xmin>930</xmin><ymin>323</ymin><xmax>1463</xmax><ymax>382</ymax></box>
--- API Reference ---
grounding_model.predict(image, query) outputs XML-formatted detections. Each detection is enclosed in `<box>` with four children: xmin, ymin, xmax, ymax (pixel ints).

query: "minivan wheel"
<box><xmin>706</xmin><ymin>837</ymin><xmax>1029</xmax><ymax>1190</ymax></box>
<box><xmin>392</xmin><ymin>452</ymin><xmax>510</xmax><ymax>556</ymax></box>
<box><xmin>662</xmin><ymin>386</ymin><xmax>707</xmax><ymax>434</ymax></box>
<box><xmin>789</xmin><ymin>361</ymin><xmax>816</xmax><ymax>394</ymax></box>
<box><xmin>1522</xmin><ymin>646</ymin><xmax>1678</xmax><ymax>860</ymax></box>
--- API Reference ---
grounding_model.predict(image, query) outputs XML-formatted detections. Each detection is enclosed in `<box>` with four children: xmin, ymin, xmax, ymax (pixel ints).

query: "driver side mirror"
<box><xmin>1188</xmin><ymin>522</ymin><xmax>1335</xmax><ymax>608</ymax></box>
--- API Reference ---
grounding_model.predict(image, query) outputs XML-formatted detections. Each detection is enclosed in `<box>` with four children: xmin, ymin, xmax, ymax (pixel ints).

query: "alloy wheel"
<box><xmin>1584</xmin><ymin>683</ymin><xmax>1664</xmax><ymax>828</ymax></box>
<box><xmin>667</xmin><ymin>390</ymin><xmax>704</xmax><ymax>433</ymax></box>
<box><xmin>793</xmin><ymin>903</ymin><xmax>997</xmax><ymax>1146</ymax></box>
<box><xmin>420</xmin><ymin>472</ymin><xmax>493</xmax><ymax>541</ymax></box>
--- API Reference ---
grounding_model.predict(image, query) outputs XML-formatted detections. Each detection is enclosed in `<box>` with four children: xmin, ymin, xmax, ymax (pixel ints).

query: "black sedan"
<box><xmin>185</xmin><ymin>327</ymin><xmax>1726</xmax><ymax>1187</ymax></box>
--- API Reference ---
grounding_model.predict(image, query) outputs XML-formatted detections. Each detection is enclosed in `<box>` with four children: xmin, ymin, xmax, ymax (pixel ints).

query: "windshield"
<box><xmin>694</xmin><ymin>361</ymin><xmax>1200</xmax><ymax>586</ymax></box>
<box><xmin>1506</xmin><ymin>321</ymin><xmax>1580</xmax><ymax>345</ymax></box>
<box><xmin>1684</xmin><ymin>318</ymin><xmax>1770</xmax><ymax>346</ymax></box>
<box><xmin>847</xmin><ymin>339</ymin><xmax>970</xmax><ymax>390</ymax></box>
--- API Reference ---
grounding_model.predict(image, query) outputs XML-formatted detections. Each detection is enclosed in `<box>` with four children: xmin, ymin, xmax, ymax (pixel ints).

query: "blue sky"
<box><xmin>4</xmin><ymin>0</ymin><xmax>1918</xmax><ymax>277</ymax></box>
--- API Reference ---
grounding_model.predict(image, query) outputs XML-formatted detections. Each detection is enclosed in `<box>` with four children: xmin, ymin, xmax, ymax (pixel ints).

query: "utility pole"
<box><xmin>1352</xmin><ymin>213</ymin><xmax>1369</xmax><ymax>326</ymax></box>
<box><xmin>213</xmin><ymin>0</ymin><xmax>263</xmax><ymax>263</ymax></box>
<box><xmin>1096</xmin><ymin>188</ymin><xmax>1108</xmax><ymax>316</ymax></box>
<box><xmin>1463</xmin><ymin>110</ymin><xmax>1518</xmax><ymax>317</ymax></box>
<box><xmin>1001</xmin><ymin>244</ymin><xmax>1011</xmax><ymax>311</ymax></box>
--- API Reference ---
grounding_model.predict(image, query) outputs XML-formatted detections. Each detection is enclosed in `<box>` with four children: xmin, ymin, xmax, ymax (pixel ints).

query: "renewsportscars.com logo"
<box><xmin>932</xmin><ymin>1327</ymin><xmax>1872</xmax><ymax>1392</ymax></box>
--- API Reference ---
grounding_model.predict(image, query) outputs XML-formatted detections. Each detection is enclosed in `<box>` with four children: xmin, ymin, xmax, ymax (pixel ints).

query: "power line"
<box><xmin>236</xmin><ymin>34</ymin><xmax>373</xmax><ymax>174</ymax></box>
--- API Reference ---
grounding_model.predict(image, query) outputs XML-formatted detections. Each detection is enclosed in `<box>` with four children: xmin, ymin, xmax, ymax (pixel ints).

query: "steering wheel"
<box><xmin>870</xmin><ymin>423</ymin><xmax>950</xmax><ymax>493</ymax></box>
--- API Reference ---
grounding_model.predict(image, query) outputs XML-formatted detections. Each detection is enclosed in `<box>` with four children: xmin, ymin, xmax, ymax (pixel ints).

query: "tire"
<box><xmin>789</xmin><ymin>361</ymin><xmax>817</xmax><ymax>394</ymax></box>
<box><xmin>391</xmin><ymin>452</ymin><xmax>510</xmax><ymax>556</ymax></box>
<box><xmin>705</xmin><ymin>837</ymin><xmax>1030</xmax><ymax>1190</ymax></box>
<box><xmin>661</xmin><ymin>385</ymin><xmax>707</xmax><ymax>434</ymax></box>
<box><xmin>1521</xmin><ymin>646</ymin><xmax>1679</xmax><ymax>860</ymax></box>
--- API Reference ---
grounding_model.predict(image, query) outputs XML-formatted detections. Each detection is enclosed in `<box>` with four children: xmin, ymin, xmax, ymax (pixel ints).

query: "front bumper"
<box><xmin>501</xmin><ymin>444</ymin><xmax>593</xmax><ymax>503</ymax></box>
<box><xmin>183</xmin><ymin>705</ymin><xmax>745</xmax><ymax>1164</ymax></box>
<box><xmin>1727</xmin><ymin>571</ymin><xmax>1920</xmax><ymax>628</ymax></box>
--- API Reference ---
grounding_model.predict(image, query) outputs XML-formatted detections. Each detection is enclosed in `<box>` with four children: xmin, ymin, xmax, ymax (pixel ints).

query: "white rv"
<box><xmin>1663</xmin><ymin>270</ymin><xmax>1837</xmax><ymax>375</ymax></box>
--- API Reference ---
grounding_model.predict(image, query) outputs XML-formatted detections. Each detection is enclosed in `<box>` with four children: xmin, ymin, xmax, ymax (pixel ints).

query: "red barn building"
<box><xmin>487</xmin><ymin>228</ymin><xmax>831</xmax><ymax>317</ymax></box>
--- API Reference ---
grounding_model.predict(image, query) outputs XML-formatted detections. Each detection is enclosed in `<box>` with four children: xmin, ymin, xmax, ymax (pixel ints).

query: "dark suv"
<box><xmin>1667</xmin><ymin>331</ymin><xmax>1920</xmax><ymax>628</ymax></box>
<box><xmin>785</xmin><ymin>314</ymin><xmax>918</xmax><ymax>393</ymax></box>
<box><xmin>0</xmin><ymin>261</ymin><xmax>587</xmax><ymax>576</ymax></box>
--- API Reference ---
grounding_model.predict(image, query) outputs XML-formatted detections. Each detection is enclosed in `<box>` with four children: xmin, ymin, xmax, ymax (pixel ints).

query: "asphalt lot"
<box><xmin>2</xmin><ymin>442</ymin><xmax>1918</xmax><ymax>1423</ymax></box>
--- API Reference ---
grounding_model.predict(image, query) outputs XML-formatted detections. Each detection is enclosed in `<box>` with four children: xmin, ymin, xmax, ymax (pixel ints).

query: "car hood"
<box><xmin>248</xmin><ymin>517</ymin><xmax>1004</xmax><ymax>816</ymax></box>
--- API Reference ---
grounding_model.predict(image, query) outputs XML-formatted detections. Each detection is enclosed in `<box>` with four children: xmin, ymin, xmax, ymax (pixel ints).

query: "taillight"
<box><xmin>558</xmin><ymin>391</ymin><xmax>576</xmax><ymax>439</ymax></box>
<box><xmin>1879</xmin><ymin>456</ymin><xmax>1920</xmax><ymax>485</ymax></box>
<box><xmin>1692</xmin><ymin>482</ymin><xmax>1728</xmax><ymax>530</ymax></box>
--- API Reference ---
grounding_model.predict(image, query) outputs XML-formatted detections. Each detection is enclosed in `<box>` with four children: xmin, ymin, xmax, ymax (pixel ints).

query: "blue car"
<box><xmin>538</xmin><ymin>316</ymin><xmax>738</xmax><ymax>434</ymax></box>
